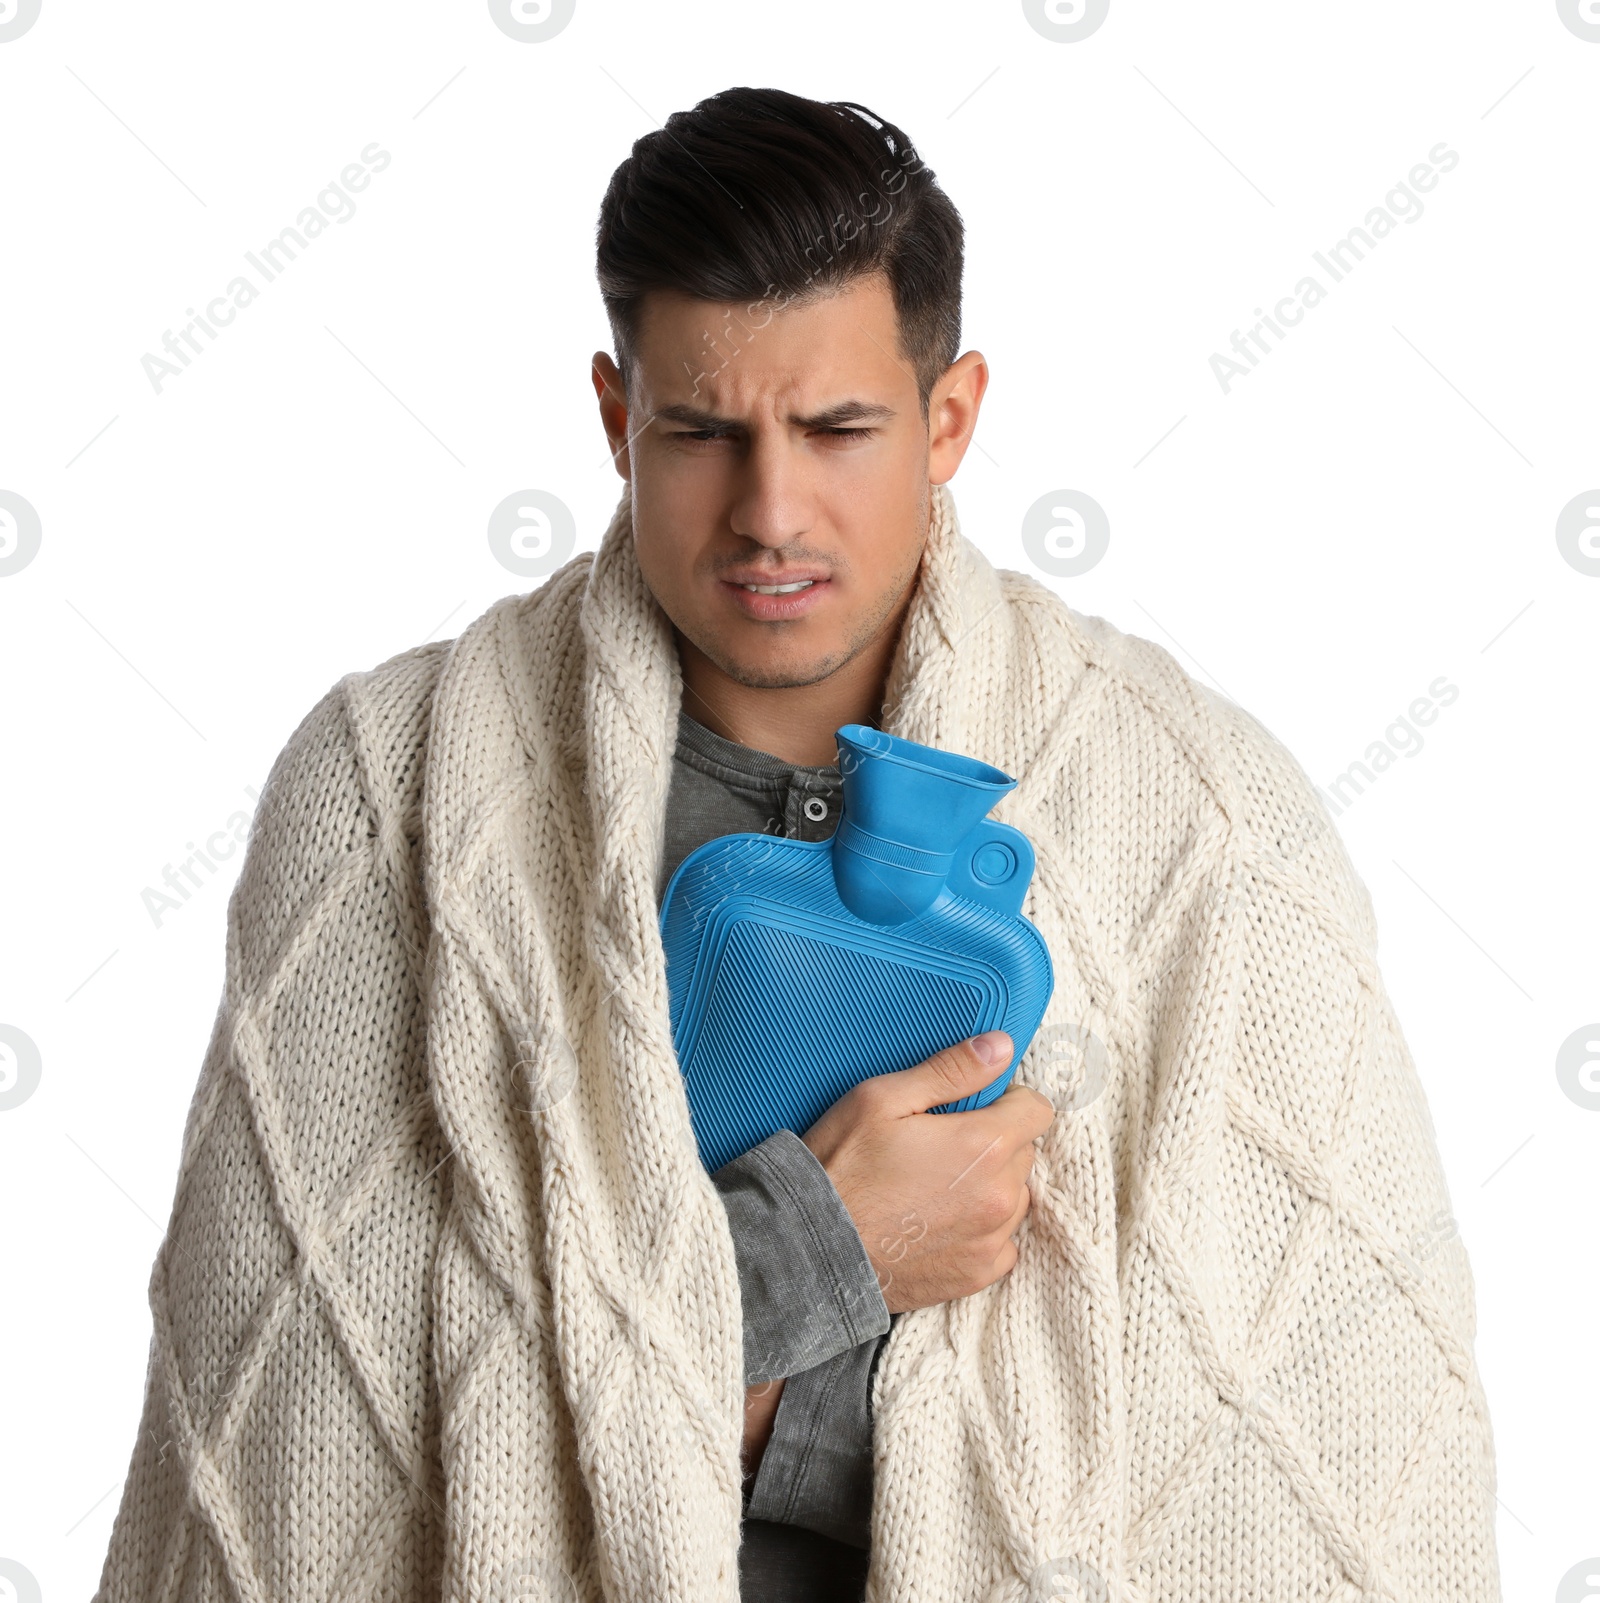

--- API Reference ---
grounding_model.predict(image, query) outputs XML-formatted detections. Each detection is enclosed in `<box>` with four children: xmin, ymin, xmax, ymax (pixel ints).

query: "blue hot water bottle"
<box><xmin>659</xmin><ymin>723</ymin><xmax>1055</xmax><ymax>1172</ymax></box>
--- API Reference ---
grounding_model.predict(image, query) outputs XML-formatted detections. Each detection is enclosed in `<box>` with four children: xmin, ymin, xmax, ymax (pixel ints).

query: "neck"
<box><xmin>675</xmin><ymin>618</ymin><xmax>907</xmax><ymax>768</ymax></box>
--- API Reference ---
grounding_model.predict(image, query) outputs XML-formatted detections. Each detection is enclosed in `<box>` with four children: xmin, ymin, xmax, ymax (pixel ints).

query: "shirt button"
<box><xmin>803</xmin><ymin>796</ymin><xmax>828</xmax><ymax>822</ymax></box>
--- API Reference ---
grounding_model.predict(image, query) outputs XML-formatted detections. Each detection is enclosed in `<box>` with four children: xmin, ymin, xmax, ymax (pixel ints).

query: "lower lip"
<box><xmin>720</xmin><ymin>578</ymin><xmax>831</xmax><ymax>621</ymax></box>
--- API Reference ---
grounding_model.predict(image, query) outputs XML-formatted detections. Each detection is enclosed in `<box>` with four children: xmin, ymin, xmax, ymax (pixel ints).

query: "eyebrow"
<box><xmin>651</xmin><ymin>398</ymin><xmax>898</xmax><ymax>430</ymax></box>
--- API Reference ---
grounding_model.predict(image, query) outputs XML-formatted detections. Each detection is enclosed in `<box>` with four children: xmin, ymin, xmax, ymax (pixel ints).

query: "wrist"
<box><xmin>741</xmin><ymin>1376</ymin><xmax>787</xmax><ymax>1482</ymax></box>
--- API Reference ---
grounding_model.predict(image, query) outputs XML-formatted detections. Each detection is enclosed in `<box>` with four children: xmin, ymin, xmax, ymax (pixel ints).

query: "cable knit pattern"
<box><xmin>94</xmin><ymin>479</ymin><xmax>1500</xmax><ymax>1603</ymax></box>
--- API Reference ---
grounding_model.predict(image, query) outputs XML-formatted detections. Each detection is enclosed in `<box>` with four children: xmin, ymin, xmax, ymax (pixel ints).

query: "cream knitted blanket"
<box><xmin>96</xmin><ymin>480</ymin><xmax>1500</xmax><ymax>1603</ymax></box>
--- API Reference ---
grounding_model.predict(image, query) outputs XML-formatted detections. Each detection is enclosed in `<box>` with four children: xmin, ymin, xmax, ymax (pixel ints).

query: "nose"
<box><xmin>727</xmin><ymin>427</ymin><xmax>814</xmax><ymax>551</ymax></box>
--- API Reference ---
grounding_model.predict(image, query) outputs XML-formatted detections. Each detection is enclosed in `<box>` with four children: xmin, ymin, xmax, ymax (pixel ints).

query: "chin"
<box><xmin>713</xmin><ymin>636</ymin><xmax>849</xmax><ymax>692</ymax></box>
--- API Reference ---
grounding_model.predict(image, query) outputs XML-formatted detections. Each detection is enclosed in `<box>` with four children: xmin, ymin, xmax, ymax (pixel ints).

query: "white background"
<box><xmin>2</xmin><ymin>2</ymin><xmax>1595</xmax><ymax>1599</ymax></box>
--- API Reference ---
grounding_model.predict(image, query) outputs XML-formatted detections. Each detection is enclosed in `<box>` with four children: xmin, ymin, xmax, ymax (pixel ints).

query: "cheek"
<box><xmin>634</xmin><ymin>532</ymin><xmax>697</xmax><ymax>606</ymax></box>
<box><xmin>876</xmin><ymin>523</ymin><xmax>926</xmax><ymax>591</ymax></box>
<box><xmin>839</xmin><ymin>469</ymin><xmax>925</xmax><ymax>590</ymax></box>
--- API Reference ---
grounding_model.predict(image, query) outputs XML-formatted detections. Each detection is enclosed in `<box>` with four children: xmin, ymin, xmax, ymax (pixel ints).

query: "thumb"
<box><xmin>875</xmin><ymin>1031</ymin><xmax>1014</xmax><ymax>1117</ymax></box>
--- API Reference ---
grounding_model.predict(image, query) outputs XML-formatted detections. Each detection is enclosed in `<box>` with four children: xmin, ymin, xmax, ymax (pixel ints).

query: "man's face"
<box><xmin>593</xmin><ymin>272</ymin><xmax>973</xmax><ymax>691</ymax></box>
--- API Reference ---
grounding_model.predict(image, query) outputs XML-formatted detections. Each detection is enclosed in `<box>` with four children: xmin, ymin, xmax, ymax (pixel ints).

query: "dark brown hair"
<box><xmin>595</xmin><ymin>86</ymin><xmax>965</xmax><ymax>416</ymax></box>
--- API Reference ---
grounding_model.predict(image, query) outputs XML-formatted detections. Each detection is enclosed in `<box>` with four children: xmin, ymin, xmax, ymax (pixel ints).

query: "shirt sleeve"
<box><xmin>711</xmin><ymin>1128</ymin><xmax>894</xmax><ymax>1552</ymax></box>
<box><xmin>710</xmin><ymin>1127</ymin><xmax>891</xmax><ymax>1384</ymax></box>
<box><xmin>742</xmin><ymin>1317</ymin><xmax>900</xmax><ymax>1550</ymax></box>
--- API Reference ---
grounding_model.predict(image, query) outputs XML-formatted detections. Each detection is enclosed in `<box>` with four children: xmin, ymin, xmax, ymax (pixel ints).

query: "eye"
<box><xmin>665</xmin><ymin>424</ymin><xmax>876</xmax><ymax>448</ymax></box>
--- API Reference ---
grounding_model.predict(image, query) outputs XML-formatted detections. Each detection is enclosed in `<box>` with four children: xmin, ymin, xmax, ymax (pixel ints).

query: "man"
<box><xmin>96</xmin><ymin>87</ymin><xmax>1500</xmax><ymax>1602</ymax></box>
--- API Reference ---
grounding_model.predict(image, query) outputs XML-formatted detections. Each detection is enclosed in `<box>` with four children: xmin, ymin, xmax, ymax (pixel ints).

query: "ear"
<box><xmin>927</xmin><ymin>350</ymin><xmax>990</xmax><ymax>486</ymax></box>
<box><xmin>592</xmin><ymin>352</ymin><xmax>632</xmax><ymax>482</ymax></box>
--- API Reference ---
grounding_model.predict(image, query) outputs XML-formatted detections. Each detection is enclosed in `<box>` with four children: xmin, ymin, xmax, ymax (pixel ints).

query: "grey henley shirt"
<box><xmin>656</xmin><ymin>706</ymin><xmax>902</xmax><ymax>1601</ymax></box>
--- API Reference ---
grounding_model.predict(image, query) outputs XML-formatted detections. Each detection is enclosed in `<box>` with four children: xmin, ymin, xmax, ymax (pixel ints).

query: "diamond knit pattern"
<box><xmin>94</xmin><ymin>481</ymin><xmax>1499</xmax><ymax>1603</ymax></box>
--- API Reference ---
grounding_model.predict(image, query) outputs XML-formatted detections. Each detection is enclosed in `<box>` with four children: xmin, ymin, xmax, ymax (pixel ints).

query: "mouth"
<box><xmin>718</xmin><ymin>574</ymin><xmax>832</xmax><ymax>621</ymax></box>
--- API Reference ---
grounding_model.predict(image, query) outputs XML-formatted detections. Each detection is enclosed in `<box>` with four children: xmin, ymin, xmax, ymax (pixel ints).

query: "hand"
<box><xmin>741</xmin><ymin>1376</ymin><xmax>785</xmax><ymax>1485</ymax></box>
<box><xmin>800</xmin><ymin>1031</ymin><xmax>1055</xmax><ymax>1316</ymax></box>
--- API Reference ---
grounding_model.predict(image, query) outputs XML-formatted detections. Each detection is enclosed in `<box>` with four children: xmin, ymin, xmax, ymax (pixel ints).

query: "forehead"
<box><xmin>629</xmin><ymin>272</ymin><xmax>909</xmax><ymax>412</ymax></box>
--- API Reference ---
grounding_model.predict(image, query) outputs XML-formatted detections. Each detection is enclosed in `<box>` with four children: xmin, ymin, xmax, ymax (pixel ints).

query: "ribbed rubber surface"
<box><xmin>661</xmin><ymin>835</ymin><xmax>1054</xmax><ymax>1172</ymax></box>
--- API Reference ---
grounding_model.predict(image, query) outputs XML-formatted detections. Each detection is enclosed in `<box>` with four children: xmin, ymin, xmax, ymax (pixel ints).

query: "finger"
<box><xmin>999</xmin><ymin>1139</ymin><xmax>1039</xmax><ymax>1191</ymax></box>
<box><xmin>979</xmin><ymin>1235</ymin><xmax>1020</xmax><ymax>1291</ymax></box>
<box><xmin>872</xmin><ymin>1032</ymin><xmax>1015</xmax><ymax>1119</ymax></box>
<box><xmin>939</xmin><ymin>1104</ymin><xmax>1047</xmax><ymax>1192</ymax></box>
<box><xmin>983</xmin><ymin>1082</ymin><xmax>1057</xmax><ymax>1145</ymax></box>
<box><xmin>957</xmin><ymin>1085</ymin><xmax>1054</xmax><ymax>1156</ymax></box>
<box><xmin>1000</xmin><ymin>1178</ymin><xmax>1033</xmax><ymax>1238</ymax></box>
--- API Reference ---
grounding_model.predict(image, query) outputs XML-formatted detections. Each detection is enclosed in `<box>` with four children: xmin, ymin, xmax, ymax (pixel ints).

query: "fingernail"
<box><xmin>971</xmin><ymin>1031</ymin><xmax>1010</xmax><ymax>1067</ymax></box>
